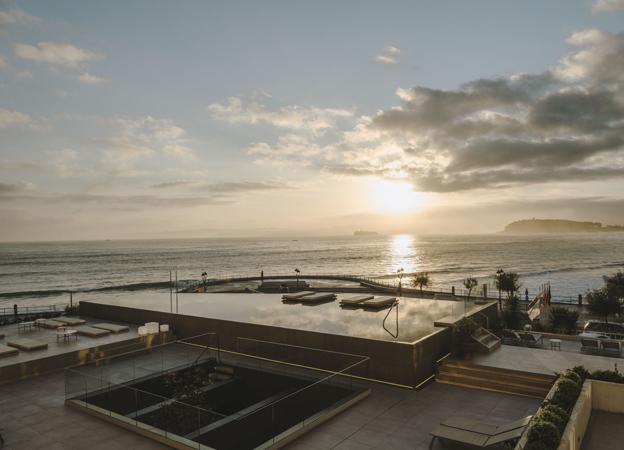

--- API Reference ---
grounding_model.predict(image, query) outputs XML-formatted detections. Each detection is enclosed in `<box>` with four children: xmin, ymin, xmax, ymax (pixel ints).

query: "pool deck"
<box><xmin>0</xmin><ymin>317</ymin><xmax>140</xmax><ymax>371</ymax></box>
<box><xmin>470</xmin><ymin>342</ymin><xmax>623</xmax><ymax>376</ymax></box>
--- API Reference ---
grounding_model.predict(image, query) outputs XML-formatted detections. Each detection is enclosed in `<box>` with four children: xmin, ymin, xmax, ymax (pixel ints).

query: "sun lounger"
<box><xmin>581</xmin><ymin>338</ymin><xmax>601</xmax><ymax>353</ymax></box>
<box><xmin>519</xmin><ymin>332</ymin><xmax>543</xmax><ymax>347</ymax></box>
<box><xmin>298</xmin><ymin>293</ymin><xmax>337</xmax><ymax>303</ymax></box>
<box><xmin>431</xmin><ymin>415</ymin><xmax>531</xmax><ymax>448</ymax></box>
<box><xmin>73</xmin><ymin>326</ymin><xmax>111</xmax><ymax>337</ymax></box>
<box><xmin>0</xmin><ymin>344</ymin><xmax>19</xmax><ymax>358</ymax></box>
<box><xmin>91</xmin><ymin>323</ymin><xmax>129</xmax><ymax>333</ymax></box>
<box><xmin>361</xmin><ymin>296</ymin><xmax>397</xmax><ymax>309</ymax></box>
<box><xmin>339</xmin><ymin>295</ymin><xmax>374</xmax><ymax>306</ymax></box>
<box><xmin>55</xmin><ymin>317</ymin><xmax>86</xmax><ymax>326</ymax></box>
<box><xmin>35</xmin><ymin>319</ymin><xmax>65</xmax><ymax>329</ymax></box>
<box><xmin>601</xmin><ymin>339</ymin><xmax>622</xmax><ymax>356</ymax></box>
<box><xmin>281</xmin><ymin>291</ymin><xmax>315</xmax><ymax>301</ymax></box>
<box><xmin>501</xmin><ymin>329</ymin><xmax>522</xmax><ymax>345</ymax></box>
<box><xmin>7</xmin><ymin>338</ymin><xmax>48</xmax><ymax>351</ymax></box>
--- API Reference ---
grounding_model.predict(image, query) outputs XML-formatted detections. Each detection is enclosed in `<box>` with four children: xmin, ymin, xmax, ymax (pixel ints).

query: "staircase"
<box><xmin>472</xmin><ymin>327</ymin><xmax>501</xmax><ymax>353</ymax></box>
<box><xmin>436</xmin><ymin>360</ymin><xmax>555</xmax><ymax>399</ymax></box>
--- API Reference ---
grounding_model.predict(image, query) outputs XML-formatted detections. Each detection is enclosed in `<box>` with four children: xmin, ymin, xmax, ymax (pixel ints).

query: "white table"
<box><xmin>549</xmin><ymin>338</ymin><xmax>562</xmax><ymax>351</ymax></box>
<box><xmin>56</xmin><ymin>328</ymin><xmax>78</xmax><ymax>343</ymax></box>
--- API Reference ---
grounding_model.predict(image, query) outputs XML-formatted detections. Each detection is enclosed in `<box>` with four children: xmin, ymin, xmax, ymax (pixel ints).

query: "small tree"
<box><xmin>294</xmin><ymin>268</ymin><xmax>300</xmax><ymax>287</ymax></box>
<box><xmin>463</xmin><ymin>277</ymin><xmax>478</xmax><ymax>301</ymax></box>
<box><xmin>499</xmin><ymin>272</ymin><xmax>521</xmax><ymax>299</ymax></box>
<box><xmin>412</xmin><ymin>272</ymin><xmax>430</xmax><ymax>293</ymax></box>
<box><xmin>586</xmin><ymin>288</ymin><xmax>621</xmax><ymax>323</ymax></box>
<box><xmin>604</xmin><ymin>270</ymin><xmax>624</xmax><ymax>301</ymax></box>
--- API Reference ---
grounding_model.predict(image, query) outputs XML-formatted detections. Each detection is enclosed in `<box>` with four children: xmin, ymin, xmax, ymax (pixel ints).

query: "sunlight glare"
<box><xmin>371</xmin><ymin>179</ymin><xmax>425</xmax><ymax>213</ymax></box>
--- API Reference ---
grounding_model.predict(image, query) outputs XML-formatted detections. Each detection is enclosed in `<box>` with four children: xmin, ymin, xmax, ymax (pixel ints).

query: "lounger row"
<box><xmin>282</xmin><ymin>292</ymin><xmax>337</xmax><ymax>303</ymax></box>
<box><xmin>500</xmin><ymin>329</ymin><xmax>543</xmax><ymax>347</ymax></box>
<box><xmin>581</xmin><ymin>338</ymin><xmax>622</xmax><ymax>355</ymax></box>
<box><xmin>431</xmin><ymin>415</ymin><xmax>532</xmax><ymax>448</ymax></box>
<box><xmin>340</xmin><ymin>295</ymin><xmax>397</xmax><ymax>309</ymax></box>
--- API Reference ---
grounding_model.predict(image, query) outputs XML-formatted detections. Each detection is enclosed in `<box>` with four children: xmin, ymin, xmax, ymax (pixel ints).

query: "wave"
<box><xmin>520</xmin><ymin>261</ymin><xmax>624</xmax><ymax>278</ymax></box>
<box><xmin>0</xmin><ymin>281</ymin><xmax>173</xmax><ymax>299</ymax></box>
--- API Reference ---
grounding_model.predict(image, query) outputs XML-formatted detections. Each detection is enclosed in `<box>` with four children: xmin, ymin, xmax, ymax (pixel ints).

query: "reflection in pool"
<box><xmin>86</xmin><ymin>291</ymin><xmax>478</xmax><ymax>343</ymax></box>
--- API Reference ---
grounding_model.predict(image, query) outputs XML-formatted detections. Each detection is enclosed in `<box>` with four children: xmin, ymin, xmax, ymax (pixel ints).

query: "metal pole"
<box><xmin>169</xmin><ymin>271</ymin><xmax>173</xmax><ymax>312</ymax></box>
<box><xmin>175</xmin><ymin>270</ymin><xmax>179</xmax><ymax>313</ymax></box>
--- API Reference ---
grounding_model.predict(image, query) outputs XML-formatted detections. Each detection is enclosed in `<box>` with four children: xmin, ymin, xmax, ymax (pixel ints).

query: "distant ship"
<box><xmin>353</xmin><ymin>230</ymin><xmax>379</xmax><ymax>237</ymax></box>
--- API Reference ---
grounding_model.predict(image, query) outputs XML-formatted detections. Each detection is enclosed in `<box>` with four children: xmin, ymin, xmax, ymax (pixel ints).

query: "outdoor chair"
<box><xmin>519</xmin><ymin>332</ymin><xmax>543</xmax><ymax>347</ymax></box>
<box><xmin>500</xmin><ymin>329</ymin><xmax>522</xmax><ymax>345</ymax></box>
<box><xmin>431</xmin><ymin>415</ymin><xmax>531</xmax><ymax>448</ymax></box>
<box><xmin>601</xmin><ymin>339</ymin><xmax>622</xmax><ymax>356</ymax></box>
<box><xmin>581</xmin><ymin>338</ymin><xmax>601</xmax><ymax>354</ymax></box>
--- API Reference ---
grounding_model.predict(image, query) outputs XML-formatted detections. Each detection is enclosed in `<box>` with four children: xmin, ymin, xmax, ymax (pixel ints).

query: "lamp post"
<box><xmin>295</xmin><ymin>268</ymin><xmax>300</xmax><ymax>288</ymax></box>
<box><xmin>496</xmin><ymin>269</ymin><xmax>504</xmax><ymax>310</ymax></box>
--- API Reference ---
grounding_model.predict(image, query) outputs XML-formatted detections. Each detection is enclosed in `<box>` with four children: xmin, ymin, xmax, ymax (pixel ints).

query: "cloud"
<box><xmin>592</xmin><ymin>0</ymin><xmax>624</xmax><ymax>12</ymax></box>
<box><xmin>0</xmin><ymin>54</ymin><xmax>6</xmax><ymax>69</ymax></box>
<box><xmin>0</xmin><ymin>108</ymin><xmax>34</xmax><ymax>128</ymax></box>
<box><xmin>78</xmin><ymin>72</ymin><xmax>107</xmax><ymax>84</ymax></box>
<box><xmin>0</xmin><ymin>8</ymin><xmax>40</xmax><ymax>31</ymax></box>
<box><xmin>0</xmin><ymin>181</ymin><xmax>35</xmax><ymax>194</ymax></box>
<box><xmin>204</xmin><ymin>181</ymin><xmax>289</xmax><ymax>194</ymax></box>
<box><xmin>375</xmin><ymin>46</ymin><xmax>401</xmax><ymax>65</ymax></box>
<box><xmin>14</xmin><ymin>42</ymin><xmax>101</xmax><ymax>68</ymax></box>
<box><xmin>152</xmin><ymin>180</ymin><xmax>193</xmax><ymax>189</ymax></box>
<box><xmin>207</xmin><ymin>96</ymin><xmax>353</xmax><ymax>132</ymax></box>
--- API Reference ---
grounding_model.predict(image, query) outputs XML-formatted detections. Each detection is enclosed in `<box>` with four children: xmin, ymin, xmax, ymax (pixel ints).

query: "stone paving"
<box><xmin>286</xmin><ymin>381</ymin><xmax>540</xmax><ymax>450</ymax></box>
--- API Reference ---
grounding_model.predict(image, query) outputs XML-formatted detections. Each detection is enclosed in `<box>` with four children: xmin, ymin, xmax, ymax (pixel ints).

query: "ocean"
<box><xmin>1</xmin><ymin>234</ymin><xmax>623</xmax><ymax>305</ymax></box>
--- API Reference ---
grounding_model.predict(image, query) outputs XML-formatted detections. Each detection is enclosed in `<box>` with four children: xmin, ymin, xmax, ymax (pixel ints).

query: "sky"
<box><xmin>1</xmin><ymin>0</ymin><xmax>624</xmax><ymax>241</ymax></box>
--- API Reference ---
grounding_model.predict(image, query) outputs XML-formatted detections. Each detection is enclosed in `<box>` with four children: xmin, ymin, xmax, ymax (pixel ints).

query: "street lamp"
<box><xmin>496</xmin><ymin>269</ymin><xmax>504</xmax><ymax>310</ymax></box>
<box><xmin>294</xmin><ymin>268</ymin><xmax>300</xmax><ymax>287</ymax></box>
<box><xmin>397</xmin><ymin>268</ymin><xmax>404</xmax><ymax>296</ymax></box>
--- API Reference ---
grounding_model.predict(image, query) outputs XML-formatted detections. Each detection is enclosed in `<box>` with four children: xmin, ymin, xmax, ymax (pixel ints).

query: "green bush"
<box><xmin>559</xmin><ymin>369</ymin><xmax>582</xmax><ymax>386</ymax></box>
<box><xmin>551</xmin><ymin>378</ymin><xmax>582</xmax><ymax>411</ymax></box>
<box><xmin>538</xmin><ymin>407</ymin><xmax>569</xmax><ymax>434</ymax></box>
<box><xmin>526</xmin><ymin>420</ymin><xmax>561</xmax><ymax>449</ymax></box>
<box><xmin>590</xmin><ymin>369</ymin><xmax>624</xmax><ymax>383</ymax></box>
<box><xmin>549</xmin><ymin>306</ymin><xmax>579</xmax><ymax>334</ymax></box>
<box><xmin>524</xmin><ymin>441</ymin><xmax>554</xmax><ymax>450</ymax></box>
<box><xmin>453</xmin><ymin>317</ymin><xmax>479</xmax><ymax>341</ymax></box>
<box><xmin>572</xmin><ymin>365</ymin><xmax>590</xmax><ymax>381</ymax></box>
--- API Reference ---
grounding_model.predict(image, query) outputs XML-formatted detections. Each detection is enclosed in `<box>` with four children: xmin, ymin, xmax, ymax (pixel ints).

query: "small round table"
<box><xmin>549</xmin><ymin>338</ymin><xmax>562</xmax><ymax>351</ymax></box>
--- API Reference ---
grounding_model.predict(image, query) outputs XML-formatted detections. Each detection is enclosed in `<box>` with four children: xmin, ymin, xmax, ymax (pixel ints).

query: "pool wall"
<box><xmin>79</xmin><ymin>301</ymin><xmax>494</xmax><ymax>388</ymax></box>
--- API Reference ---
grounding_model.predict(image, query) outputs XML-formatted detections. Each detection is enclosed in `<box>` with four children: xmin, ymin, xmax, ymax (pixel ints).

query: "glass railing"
<box><xmin>65</xmin><ymin>332</ymin><xmax>369</xmax><ymax>449</ymax></box>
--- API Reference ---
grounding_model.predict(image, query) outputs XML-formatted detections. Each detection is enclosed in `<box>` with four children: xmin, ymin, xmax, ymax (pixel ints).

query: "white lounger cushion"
<box><xmin>340</xmin><ymin>295</ymin><xmax>374</xmax><ymax>305</ymax></box>
<box><xmin>282</xmin><ymin>291</ymin><xmax>314</xmax><ymax>300</ymax></box>
<box><xmin>299</xmin><ymin>293</ymin><xmax>337</xmax><ymax>303</ymax></box>
<box><xmin>362</xmin><ymin>296</ymin><xmax>397</xmax><ymax>308</ymax></box>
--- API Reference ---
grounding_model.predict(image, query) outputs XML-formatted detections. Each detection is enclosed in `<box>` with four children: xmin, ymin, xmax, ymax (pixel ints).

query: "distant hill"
<box><xmin>503</xmin><ymin>219</ymin><xmax>624</xmax><ymax>234</ymax></box>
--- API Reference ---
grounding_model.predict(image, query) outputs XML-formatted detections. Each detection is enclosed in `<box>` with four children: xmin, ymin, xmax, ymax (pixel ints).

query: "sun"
<box><xmin>370</xmin><ymin>179</ymin><xmax>426</xmax><ymax>213</ymax></box>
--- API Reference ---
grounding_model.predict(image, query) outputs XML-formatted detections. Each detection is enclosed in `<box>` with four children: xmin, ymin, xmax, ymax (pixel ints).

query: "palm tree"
<box><xmin>397</xmin><ymin>268</ymin><xmax>405</xmax><ymax>296</ymax></box>
<box><xmin>412</xmin><ymin>272</ymin><xmax>430</xmax><ymax>294</ymax></box>
<box><xmin>463</xmin><ymin>277</ymin><xmax>478</xmax><ymax>301</ymax></box>
<box><xmin>294</xmin><ymin>268</ymin><xmax>300</xmax><ymax>287</ymax></box>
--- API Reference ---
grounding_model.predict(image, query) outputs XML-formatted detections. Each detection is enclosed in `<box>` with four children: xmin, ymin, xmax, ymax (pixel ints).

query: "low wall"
<box><xmin>79</xmin><ymin>301</ymin><xmax>453</xmax><ymax>388</ymax></box>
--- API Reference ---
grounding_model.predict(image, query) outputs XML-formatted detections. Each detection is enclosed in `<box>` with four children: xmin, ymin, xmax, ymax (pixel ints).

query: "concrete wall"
<box><xmin>79</xmin><ymin>301</ymin><xmax>453</xmax><ymax>388</ymax></box>
<box><xmin>558</xmin><ymin>381</ymin><xmax>592</xmax><ymax>450</ymax></box>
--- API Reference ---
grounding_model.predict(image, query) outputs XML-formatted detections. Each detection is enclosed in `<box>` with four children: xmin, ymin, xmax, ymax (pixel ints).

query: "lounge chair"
<box><xmin>35</xmin><ymin>319</ymin><xmax>65</xmax><ymax>329</ymax></box>
<box><xmin>500</xmin><ymin>329</ymin><xmax>522</xmax><ymax>345</ymax></box>
<box><xmin>339</xmin><ymin>295</ymin><xmax>374</xmax><ymax>306</ymax></box>
<box><xmin>7</xmin><ymin>338</ymin><xmax>48</xmax><ymax>351</ymax></box>
<box><xmin>55</xmin><ymin>317</ymin><xmax>86</xmax><ymax>326</ymax></box>
<box><xmin>73</xmin><ymin>326</ymin><xmax>111</xmax><ymax>337</ymax></box>
<box><xmin>298</xmin><ymin>293</ymin><xmax>337</xmax><ymax>303</ymax></box>
<box><xmin>0</xmin><ymin>344</ymin><xmax>19</xmax><ymax>358</ymax></box>
<box><xmin>601</xmin><ymin>339</ymin><xmax>622</xmax><ymax>356</ymax></box>
<box><xmin>91</xmin><ymin>323</ymin><xmax>129</xmax><ymax>333</ymax></box>
<box><xmin>519</xmin><ymin>332</ymin><xmax>543</xmax><ymax>347</ymax></box>
<box><xmin>431</xmin><ymin>415</ymin><xmax>531</xmax><ymax>448</ymax></box>
<box><xmin>361</xmin><ymin>296</ymin><xmax>397</xmax><ymax>309</ymax></box>
<box><xmin>281</xmin><ymin>291</ymin><xmax>314</xmax><ymax>301</ymax></box>
<box><xmin>581</xmin><ymin>338</ymin><xmax>601</xmax><ymax>354</ymax></box>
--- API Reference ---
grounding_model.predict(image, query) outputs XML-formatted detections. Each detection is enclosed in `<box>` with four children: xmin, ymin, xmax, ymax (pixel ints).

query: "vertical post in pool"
<box><xmin>175</xmin><ymin>270</ymin><xmax>179</xmax><ymax>313</ymax></box>
<box><xmin>169</xmin><ymin>271</ymin><xmax>173</xmax><ymax>312</ymax></box>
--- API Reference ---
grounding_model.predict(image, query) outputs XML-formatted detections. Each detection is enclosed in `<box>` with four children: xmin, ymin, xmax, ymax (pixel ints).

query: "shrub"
<box><xmin>572</xmin><ymin>365</ymin><xmax>590</xmax><ymax>381</ymax></box>
<box><xmin>526</xmin><ymin>420</ymin><xmax>561</xmax><ymax>449</ymax></box>
<box><xmin>590</xmin><ymin>369</ymin><xmax>624</xmax><ymax>384</ymax></box>
<box><xmin>538</xmin><ymin>405</ymin><xmax>568</xmax><ymax>434</ymax></box>
<box><xmin>524</xmin><ymin>441</ymin><xmax>554</xmax><ymax>450</ymax></box>
<box><xmin>453</xmin><ymin>317</ymin><xmax>479</xmax><ymax>340</ymax></box>
<box><xmin>549</xmin><ymin>306</ymin><xmax>579</xmax><ymax>334</ymax></box>
<box><xmin>559</xmin><ymin>369</ymin><xmax>582</xmax><ymax>386</ymax></box>
<box><xmin>551</xmin><ymin>378</ymin><xmax>581</xmax><ymax>411</ymax></box>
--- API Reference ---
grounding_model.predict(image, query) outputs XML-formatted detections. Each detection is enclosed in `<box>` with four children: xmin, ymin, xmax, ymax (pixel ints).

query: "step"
<box><xmin>441</xmin><ymin>361</ymin><xmax>555</xmax><ymax>384</ymax></box>
<box><xmin>215</xmin><ymin>365</ymin><xmax>235</xmax><ymax>375</ymax></box>
<box><xmin>435</xmin><ymin>376</ymin><xmax>547</xmax><ymax>399</ymax></box>
<box><xmin>436</xmin><ymin>370</ymin><xmax>551</xmax><ymax>395</ymax></box>
<box><xmin>439</xmin><ymin>366</ymin><xmax>553</xmax><ymax>389</ymax></box>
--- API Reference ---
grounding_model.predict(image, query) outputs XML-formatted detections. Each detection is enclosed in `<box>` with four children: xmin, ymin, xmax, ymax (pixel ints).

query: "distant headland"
<box><xmin>502</xmin><ymin>219</ymin><xmax>624</xmax><ymax>234</ymax></box>
<box><xmin>353</xmin><ymin>230</ymin><xmax>379</xmax><ymax>237</ymax></box>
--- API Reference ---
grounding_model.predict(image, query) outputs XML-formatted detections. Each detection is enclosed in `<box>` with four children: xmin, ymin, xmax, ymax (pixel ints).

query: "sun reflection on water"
<box><xmin>389</xmin><ymin>234</ymin><xmax>417</xmax><ymax>275</ymax></box>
